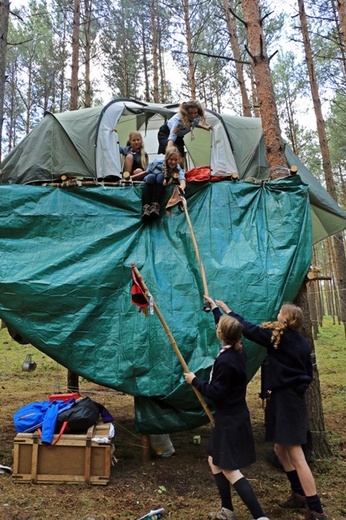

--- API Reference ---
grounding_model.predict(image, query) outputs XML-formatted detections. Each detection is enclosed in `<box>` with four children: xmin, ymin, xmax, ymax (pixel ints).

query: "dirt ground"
<box><xmin>0</xmin><ymin>369</ymin><xmax>345</xmax><ymax>520</ymax></box>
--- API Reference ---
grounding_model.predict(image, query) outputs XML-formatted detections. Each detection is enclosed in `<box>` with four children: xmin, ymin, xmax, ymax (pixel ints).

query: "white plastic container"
<box><xmin>149</xmin><ymin>434</ymin><xmax>175</xmax><ymax>457</ymax></box>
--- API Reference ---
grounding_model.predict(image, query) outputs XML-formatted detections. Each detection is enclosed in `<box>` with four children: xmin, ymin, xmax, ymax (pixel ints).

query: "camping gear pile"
<box><xmin>12</xmin><ymin>395</ymin><xmax>115</xmax><ymax>485</ymax></box>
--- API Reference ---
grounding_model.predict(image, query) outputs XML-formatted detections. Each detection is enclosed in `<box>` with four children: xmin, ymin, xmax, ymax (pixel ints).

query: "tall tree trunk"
<box><xmin>59</xmin><ymin>19</ymin><xmax>67</xmax><ymax>112</ymax></box>
<box><xmin>141</xmin><ymin>18</ymin><xmax>150</xmax><ymax>102</ymax></box>
<box><xmin>298</xmin><ymin>0</ymin><xmax>346</xmax><ymax>336</ymax></box>
<box><xmin>26</xmin><ymin>56</ymin><xmax>33</xmax><ymax>135</ymax></box>
<box><xmin>0</xmin><ymin>0</ymin><xmax>10</xmax><ymax>161</ymax></box>
<box><xmin>8</xmin><ymin>60</ymin><xmax>16</xmax><ymax>151</ymax></box>
<box><xmin>183</xmin><ymin>0</ymin><xmax>196</xmax><ymax>98</ymax></box>
<box><xmin>307</xmin><ymin>281</ymin><xmax>318</xmax><ymax>339</ymax></box>
<box><xmin>242</xmin><ymin>0</ymin><xmax>331</xmax><ymax>457</ymax></box>
<box><xmin>70</xmin><ymin>0</ymin><xmax>81</xmax><ymax>110</ymax></box>
<box><xmin>332</xmin><ymin>0</ymin><xmax>346</xmax><ymax>74</ymax></box>
<box><xmin>295</xmin><ymin>283</ymin><xmax>332</xmax><ymax>458</ymax></box>
<box><xmin>250</xmin><ymin>68</ymin><xmax>260</xmax><ymax>117</ymax></box>
<box><xmin>158</xmin><ymin>17</ymin><xmax>167</xmax><ymax>103</ymax></box>
<box><xmin>242</xmin><ymin>0</ymin><xmax>287</xmax><ymax>167</ymax></box>
<box><xmin>285</xmin><ymin>89</ymin><xmax>299</xmax><ymax>154</ymax></box>
<box><xmin>336</xmin><ymin>0</ymin><xmax>346</xmax><ymax>49</ymax></box>
<box><xmin>150</xmin><ymin>0</ymin><xmax>159</xmax><ymax>102</ymax></box>
<box><xmin>223</xmin><ymin>0</ymin><xmax>252</xmax><ymax>116</ymax></box>
<box><xmin>84</xmin><ymin>0</ymin><xmax>92</xmax><ymax>108</ymax></box>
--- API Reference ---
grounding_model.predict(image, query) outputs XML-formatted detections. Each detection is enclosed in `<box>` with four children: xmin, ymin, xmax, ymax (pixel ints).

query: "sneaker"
<box><xmin>150</xmin><ymin>202</ymin><xmax>160</xmax><ymax>217</ymax></box>
<box><xmin>207</xmin><ymin>508</ymin><xmax>237</xmax><ymax>520</ymax></box>
<box><xmin>142</xmin><ymin>204</ymin><xmax>151</xmax><ymax>219</ymax></box>
<box><xmin>304</xmin><ymin>511</ymin><xmax>328</xmax><ymax>519</ymax></box>
<box><xmin>279</xmin><ymin>492</ymin><xmax>307</xmax><ymax>510</ymax></box>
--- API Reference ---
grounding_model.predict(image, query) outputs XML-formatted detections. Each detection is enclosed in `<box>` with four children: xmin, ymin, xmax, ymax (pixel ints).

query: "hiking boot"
<box><xmin>150</xmin><ymin>202</ymin><xmax>160</xmax><ymax>217</ymax></box>
<box><xmin>304</xmin><ymin>511</ymin><xmax>328</xmax><ymax>519</ymax></box>
<box><xmin>279</xmin><ymin>492</ymin><xmax>307</xmax><ymax>510</ymax></box>
<box><xmin>142</xmin><ymin>204</ymin><xmax>151</xmax><ymax>220</ymax></box>
<box><xmin>207</xmin><ymin>508</ymin><xmax>237</xmax><ymax>520</ymax></box>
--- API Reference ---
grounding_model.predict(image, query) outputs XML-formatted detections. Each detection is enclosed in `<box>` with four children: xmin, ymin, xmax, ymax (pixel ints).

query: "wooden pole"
<box><xmin>180</xmin><ymin>197</ymin><xmax>209</xmax><ymax>297</ymax></box>
<box><xmin>131</xmin><ymin>263</ymin><xmax>215</xmax><ymax>426</ymax></box>
<box><xmin>141</xmin><ymin>433</ymin><xmax>151</xmax><ymax>464</ymax></box>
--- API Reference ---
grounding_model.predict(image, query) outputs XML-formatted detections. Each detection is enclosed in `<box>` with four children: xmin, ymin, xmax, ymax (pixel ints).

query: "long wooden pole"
<box><xmin>179</xmin><ymin>197</ymin><xmax>209</xmax><ymax>297</ymax></box>
<box><xmin>131</xmin><ymin>263</ymin><xmax>215</xmax><ymax>426</ymax></box>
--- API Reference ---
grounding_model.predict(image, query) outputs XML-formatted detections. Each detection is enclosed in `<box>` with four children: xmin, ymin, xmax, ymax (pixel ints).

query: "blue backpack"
<box><xmin>13</xmin><ymin>399</ymin><xmax>75</xmax><ymax>444</ymax></box>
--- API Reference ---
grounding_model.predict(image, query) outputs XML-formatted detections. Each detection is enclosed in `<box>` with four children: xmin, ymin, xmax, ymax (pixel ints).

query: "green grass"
<box><xmin>314</xmin><ymin>316</ymin><xmax>346</xmax><ymax>416</ymax></box>
<box><xmin>1</xmin><ymin>315</ymin><xmax>345</xmax><ymax>406</ymax></box>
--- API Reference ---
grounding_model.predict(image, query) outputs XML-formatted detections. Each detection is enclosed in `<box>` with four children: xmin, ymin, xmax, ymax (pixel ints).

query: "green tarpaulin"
<box><xmin>0</xmin><ymin>177</ymin><xmax>312</xmax><ymax>432</ymax></box>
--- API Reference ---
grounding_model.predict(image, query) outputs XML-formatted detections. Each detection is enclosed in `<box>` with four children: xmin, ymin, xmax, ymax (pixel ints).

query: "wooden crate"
<box><xmin>12</xmin><ymin>423</ymin><xmax>112</xmax><ymax>485</ymax></box>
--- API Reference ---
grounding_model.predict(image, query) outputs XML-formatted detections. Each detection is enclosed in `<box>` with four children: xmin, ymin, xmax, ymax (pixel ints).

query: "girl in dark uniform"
<box><xmin>214</xmin><ymin>299</ymin><xmax>327</xmax><ymax>520</ymax></box>
<box><xmin>120</xmin><ymin>131</ymin><xmax>148</xmax><ymax>179</ymax></box>
<box><xmin>184</xmin><ymin>298</ymin><xmax>268</xmax><ymax>520</ymax></box>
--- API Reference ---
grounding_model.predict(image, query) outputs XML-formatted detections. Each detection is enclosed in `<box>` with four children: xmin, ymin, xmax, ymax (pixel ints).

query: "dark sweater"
<box><xmin>119</xmin><ymin>146</ymin><xmax>145</xmax><ymax>173</ymax></box>
<box><xmin>192</xmin><ymin>347</ymin><xmax>248</xmax><ymax>415</ymax></box>
<box><xmin>213</xmin><ymin>308</ymin><xmax>313</xmax><ymax>393</ymax></box>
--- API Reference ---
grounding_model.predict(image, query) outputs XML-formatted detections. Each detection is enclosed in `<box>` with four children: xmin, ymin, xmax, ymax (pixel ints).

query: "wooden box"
<box><xmin>12</xmin><ymin>423</ymin><xmax>112</xmax><ymax>485</ymax></box>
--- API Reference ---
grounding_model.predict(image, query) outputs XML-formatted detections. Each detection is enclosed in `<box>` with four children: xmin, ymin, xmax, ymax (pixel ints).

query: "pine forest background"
<box><xmin>0</xmin><ymin>0</ymin><xmax>345</xmax><ymax>337</ymax></box>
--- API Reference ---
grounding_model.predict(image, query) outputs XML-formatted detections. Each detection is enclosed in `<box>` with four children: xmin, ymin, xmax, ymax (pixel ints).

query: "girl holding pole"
<box><xmin>209</xmin><ymin>298</ymin><xmax>327</xmax><ymax>520</ymax></box>
<box><xmin>184</xmin><ymin>296</ymin><xmax>269</xmax><ymax>520</ymax></box>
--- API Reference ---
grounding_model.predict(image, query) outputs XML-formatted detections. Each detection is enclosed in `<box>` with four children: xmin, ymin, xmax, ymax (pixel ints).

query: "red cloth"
<box><xmin>185</xmin><ymin>166</ymin><xmax>231</xmax><ymax>183</ymax></box>
<box><xmin>131</xmin><ymin>269</ymin><xmax>149</xmax><ymax>313</ymax></box>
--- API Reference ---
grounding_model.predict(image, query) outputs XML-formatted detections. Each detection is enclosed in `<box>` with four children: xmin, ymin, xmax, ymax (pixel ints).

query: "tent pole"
<box><xmin>131</xmin><ymin>263</ymin><xmax>214</xmax><ymax>427</ymax></box>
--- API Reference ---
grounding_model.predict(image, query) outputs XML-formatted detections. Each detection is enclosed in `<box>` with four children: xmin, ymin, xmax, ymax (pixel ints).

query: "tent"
<box><xmin>1</xmin><ymin>99</ymin><xmax>345</xmax><ymax>243</ymax></box>
<box><xmin>0</xmin><ymin>99</ymin><xmax>345</xmax><ymax>433</ymax></box>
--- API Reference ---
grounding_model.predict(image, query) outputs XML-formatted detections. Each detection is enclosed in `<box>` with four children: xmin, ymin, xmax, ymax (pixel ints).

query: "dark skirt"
<box><xmin>207</xmin><ymin>409</ymin><xmax>256</xmax><ymax>471</ymax></box>
<box><xmin>157</xmin><ymin>124</ymin><xmax>185</xmax><ymax>156</ymax></box>
<box><xmin>265</xmin><ymin>387</ymin><xmax>308</xmax><ymax>445</ymax></box>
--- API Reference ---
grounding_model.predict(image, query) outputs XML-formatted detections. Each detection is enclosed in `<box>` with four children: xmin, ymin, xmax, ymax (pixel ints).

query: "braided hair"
<box><xmin>261</xmin><ymin>304</ymin><xmax>303</xmax><ymax>349</ymax></box>
<box><xmin>163</xmin><ymin>147</ymin><xmax>181</xmax><ymax>185</ymax></box>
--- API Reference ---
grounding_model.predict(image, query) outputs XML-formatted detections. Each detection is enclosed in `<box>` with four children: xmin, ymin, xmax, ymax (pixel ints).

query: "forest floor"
<box><xmin>0</xmin><ymin>317</ymin><xmax>345</xmax><ymax>520</ymax></box>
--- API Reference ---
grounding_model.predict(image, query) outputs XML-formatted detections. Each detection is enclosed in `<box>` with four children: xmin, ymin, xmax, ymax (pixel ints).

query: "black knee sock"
<box><xmin>306</xmin><ymin>494</ymin><xmax>323</xmax><ymax>514</ymax></box>
<box><xmin>233</xmin><ymin>477</ymin><xmax>265</xmax><ymax>519</ymax></box>
<box><xmin>214</xmin><ymin>472</ymin><xmax>233</xmax><ymax>511</ymax></box>
<box><xmin>285</xmin><ymin>469</ymin><xmax>305</xmax><ymax>495</ymax></box>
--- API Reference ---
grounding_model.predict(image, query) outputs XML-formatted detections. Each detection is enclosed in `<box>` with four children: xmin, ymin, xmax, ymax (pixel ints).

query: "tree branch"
<box><xmin>260</xmin><ymin>10</ymin><xmax>273</xmax><ymax>24</ymax></box>
<box><xmin>7</xmin><ymin>38</ymin><xmax>33</xmax><ymax>46</ymax></box>
<box><xmin>9</xmin><ymin>10</ymin><xmax>24</xmax><ymax>22</ymax></box>
<box><xmin>268</xmin><ymin>49</ymin><xmax>279</xmax><ymax>61</ymax></box>
<box><xmin>173</xmin><ymin>49</ymin><xmax>250</xmax><ymax>65</ymax></box>
<box><xmin>228</xmin><ymin>5</ymin><xmax>247</xmax><ymax>27</ymax></box>
<box><xmin>244</xmin><ymin>44</ymin><xmax>256</xmax><ymax>63</ymax></box>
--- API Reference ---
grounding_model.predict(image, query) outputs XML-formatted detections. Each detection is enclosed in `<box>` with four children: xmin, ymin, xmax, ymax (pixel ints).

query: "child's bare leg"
<box><xmin>286</xmin><ymin>445</ymin><xmax>317</xmax><ymax>496</ymax></box>
<box><xmin>124</xmin><ymin>155</ymin><xmax>134</xmax><ymax>173</ymax></box>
